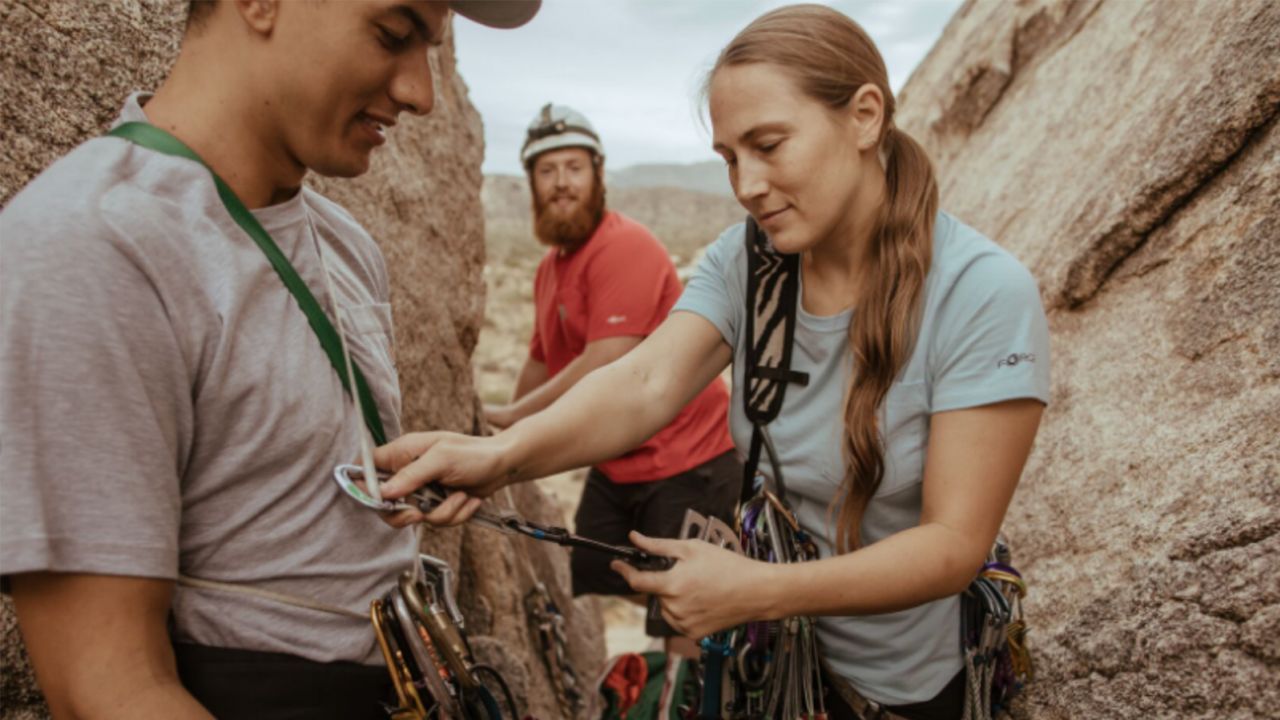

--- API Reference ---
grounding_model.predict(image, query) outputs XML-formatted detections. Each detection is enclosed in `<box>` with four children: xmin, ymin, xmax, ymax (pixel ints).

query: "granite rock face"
<box><xmin>896</xmin><ymin>0</ymin><xmax>1280</xmax><ymax>717</ymax></box>
<box><xmin>0</xmin><ymin>2</ymin><xmax>603</xmax><ymax>718</ymax></box>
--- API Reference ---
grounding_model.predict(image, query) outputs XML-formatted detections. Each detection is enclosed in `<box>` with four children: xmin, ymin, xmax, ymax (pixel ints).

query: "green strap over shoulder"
<box><xmin>108</xmin><ymin>121</ymin><xmax>387</xmax><ymax>446</ymax></box>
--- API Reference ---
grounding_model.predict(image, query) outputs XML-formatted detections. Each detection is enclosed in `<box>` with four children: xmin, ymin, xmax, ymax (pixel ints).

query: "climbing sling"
<box><xmin>691</xmin><ymin>216</ymin><xmax>826</xmax><ymax>719</ymax></box>
<box><xmin>107</xmin><ymin>122</ymin><xmax>387</xmax><ymax>445</ymax></box>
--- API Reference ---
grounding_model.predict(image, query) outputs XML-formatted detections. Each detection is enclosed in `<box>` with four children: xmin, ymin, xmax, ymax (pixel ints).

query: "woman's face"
<box><xmin>710</xmin><ymin>63</ymin><xmax>878</xmax><ymax>255</ymax></box>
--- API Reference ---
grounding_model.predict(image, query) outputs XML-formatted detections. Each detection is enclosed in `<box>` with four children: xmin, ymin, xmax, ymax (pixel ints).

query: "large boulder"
<box><xmin>897</xmin><ymin>0</ymin><xmax>1279</xmax><ymax>717</ymax></box>
<box><xmin>0</xmin><ymin>2</ymin><xmax>603</xmax><ymax>718</ymax></box>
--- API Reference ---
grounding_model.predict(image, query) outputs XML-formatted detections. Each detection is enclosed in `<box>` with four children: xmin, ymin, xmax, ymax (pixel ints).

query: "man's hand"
<box><xmin>10</xmin><ymin>573</ymin><xmax>215</xmax><ymax>719</ymax></box>
<box><xmin>483</xmin><ymin>403</ymin><xmax>516</xmax><ymax>431</ymax></box>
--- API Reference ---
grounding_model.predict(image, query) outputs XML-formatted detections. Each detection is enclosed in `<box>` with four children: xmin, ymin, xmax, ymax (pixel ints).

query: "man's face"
<box><xmin>530</xmin><ymin>146</ymin><xmax>605</xmax><ymax>252</ymax></box>
<box><xmin>263</xmin><ymin>1</ymin><xmax>450</xmax><ymax>178</ymax></box>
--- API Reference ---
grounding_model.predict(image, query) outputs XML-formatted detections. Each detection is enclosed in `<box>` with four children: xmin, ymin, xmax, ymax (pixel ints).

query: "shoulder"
<box><xmin>2</xmin><ymin>136</ymin><xmax>215</xmax><ymax>264</ymax></box>
<box><xmin>302</xmin><ymin>188</ymin><xmax>380</xmax><ymax>261</ymax></box>
<box><xmin>593</xmin><ymin>211</ymin><xmax>666</xmax><ymax>258</ymax></box>
<box><xmin>301</xmin><ymin>188</ymin><xmax>390</xmax><ymax>295</ymax></box>
<box><xmin>929</xmin><ymin>211</ymin><xmax>1041</xmax><ymax>306</ymax></box>
<box><xmin>701</xmin><ymin>220</ymin><xmax>750</xmax><ymax>274</ymax></box>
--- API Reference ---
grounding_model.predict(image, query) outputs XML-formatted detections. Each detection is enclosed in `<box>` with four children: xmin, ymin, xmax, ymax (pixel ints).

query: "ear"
<box><xmin>845</xmin><ymin>83</ymin><xmax>885</xmax><ymax>152</ymax></box>
<box><xmin>232</xmin><ymin>0</ymin><xmax>280</xmax><ymax>35</ymax></box>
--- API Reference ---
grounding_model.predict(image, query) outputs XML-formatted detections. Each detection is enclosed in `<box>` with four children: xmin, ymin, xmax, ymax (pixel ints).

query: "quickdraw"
<box><xmin>960</xmin><ymin>537</ymin><xmax>1031</xmax><ymax>720</ymax></box>
<box><xmin>371</xmin><ymin>555</ymin><xmax>521</xmax><ymax>720</ymax></box>
<box><xmin>524</xmin><ymin>579</ymin><xmax>585</xmax><ymax>717</ymax></box>
<box><xmin>672</xmin><ymin>489</ymin><xmax>827</xmax><ymax>720</ymax></box>
<box><xmin>333</xmin><ymin>464</ymin><xmax>673</xmax><ymax>573</ymax></box>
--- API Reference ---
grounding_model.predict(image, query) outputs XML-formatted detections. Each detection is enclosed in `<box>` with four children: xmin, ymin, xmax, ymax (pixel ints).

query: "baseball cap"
<box><xmin>451</xmin><ymin>0</ymin><xmax>541</xmax><ymax>29</ymax></box>
<box><xmin>520</xmin><ymin>103</ymin><xmax>605</xmax><ymax>167</ymax></box>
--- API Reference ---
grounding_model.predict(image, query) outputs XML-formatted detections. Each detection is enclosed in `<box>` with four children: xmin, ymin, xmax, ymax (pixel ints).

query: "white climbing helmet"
<box><xmin>520</xmin><ymin>103</ymin><xmax>604</xmax><ymax>168</ymax></box>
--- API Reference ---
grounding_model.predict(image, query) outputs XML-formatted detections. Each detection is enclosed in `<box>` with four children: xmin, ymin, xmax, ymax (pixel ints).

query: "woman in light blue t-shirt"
<box><xmin>375</xmin><ymin>5</ymin><xmax>1049</xmax><ymax>719</ymax></box>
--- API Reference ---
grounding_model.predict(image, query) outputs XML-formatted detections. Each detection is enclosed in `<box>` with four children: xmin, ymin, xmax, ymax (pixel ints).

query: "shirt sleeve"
<box><xmin>928</xmin><ymin>252</ymin><xmax>1051</xmax><ymax>413</ymax></box>
<box><xmin>0</xmin><ymin>202</ymin><xmax>192</xmax><ymax>582</ymax></box>
<box><xmin>583</xmin><ymin>229</ymin><xmax>674</xmax><ymax>342</ymax></box>
<box><xmin>671</xmin><ymin>223</ymin><xmax>746</xmax><ymax>350</ymax></box>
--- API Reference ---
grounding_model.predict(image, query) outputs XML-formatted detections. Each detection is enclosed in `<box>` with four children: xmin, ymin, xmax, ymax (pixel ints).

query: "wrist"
<box><xmin>491</xmin><ymin>426</ymin><xmax>526</xmax><ymax>486</ymax></box>
<box><xmin>756</xmin><ymin>560</ymin><xmax>794</xmax><ymax>622</ymax></box>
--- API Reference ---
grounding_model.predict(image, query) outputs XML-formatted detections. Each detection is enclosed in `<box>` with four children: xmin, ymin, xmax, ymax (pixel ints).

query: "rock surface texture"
<box><xmin>0</xmin><ymin>2</ymin><xmax>603</xmax><ymax>718</ymax></box>
<box><xmin>896</xmin><ymin>0</ymin><xmax>1279</xmax><ymax>717</ymax></box>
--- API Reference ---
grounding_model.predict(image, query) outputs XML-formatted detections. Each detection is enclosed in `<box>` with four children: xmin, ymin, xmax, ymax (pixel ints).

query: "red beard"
<box><xmin>531</xmin><ymin>170</ymin><xmax>607</xmax><ymax>254</ymax></box>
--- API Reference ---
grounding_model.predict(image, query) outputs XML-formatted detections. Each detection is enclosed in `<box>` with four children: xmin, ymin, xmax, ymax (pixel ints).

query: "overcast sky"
<box><xmin>454</xmin><ymin>0</ymin><xmax>963</xmax><ymax>175</ymax></box>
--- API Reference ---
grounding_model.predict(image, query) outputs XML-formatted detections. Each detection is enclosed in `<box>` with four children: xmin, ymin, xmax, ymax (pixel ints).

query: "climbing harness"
<box><xmin>371</xmin><ymin>554</ymin><xmax>520</xmax><ymax>720</ymax></box>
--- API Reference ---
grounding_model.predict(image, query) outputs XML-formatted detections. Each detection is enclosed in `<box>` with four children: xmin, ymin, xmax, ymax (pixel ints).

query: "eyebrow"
<box><xmin>712</xmin><ymin>122</ymin><xmax>791</xmax><ymax>153</ymax></box>
<box><xmin>392</xmin><ymin>4</ymin><xmax>447</xmax><ymax>47</ymax></box>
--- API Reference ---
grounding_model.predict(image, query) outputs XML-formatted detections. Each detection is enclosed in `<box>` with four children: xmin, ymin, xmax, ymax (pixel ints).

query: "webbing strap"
<box><xmin>106</xmin><ymin>122</ymin><xmax>387</xmax><ymax>446</ymax></box>
<box><xmin>178</xmin><ymin>575</ymin><xmax>367</xmax><ymax>621</ymax></box>
<box><xmin>741</xmin><ymin>216</ymin><xmax>807</xmax><ymax>503</ymax></box>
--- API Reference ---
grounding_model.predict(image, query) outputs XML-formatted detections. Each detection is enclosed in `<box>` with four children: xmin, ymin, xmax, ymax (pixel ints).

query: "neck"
<box><xmin>144</xmin><ymin>36</ymin><xmax>304</xmax><ymax>208</ymax></box>
<box><xmin>802</xmin><ymin>163</ymin><xmax>887</xmax><ymax>302</ymax></box>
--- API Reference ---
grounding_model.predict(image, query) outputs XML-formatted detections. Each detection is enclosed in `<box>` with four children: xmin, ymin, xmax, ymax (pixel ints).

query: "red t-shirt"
<box><xmin>529</xmin><ymin>211</ymin><xmax>734</xmax><ymax>483</ymax></box>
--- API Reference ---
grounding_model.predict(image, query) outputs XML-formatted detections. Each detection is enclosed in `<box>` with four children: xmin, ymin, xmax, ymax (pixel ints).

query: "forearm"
<box><xmin>77</xmin><ymin>678</ymin><xmax>213</xmax><ymax>720</ymax></box>
<box><xmin>760</xmin><ymin>523</ymin><xmax>984</xmax><ymax>620</ymax></box>
<box><xmin>12</xmin><ymin>573</ymin><xmax>214</xmax><ymax>720</ymax></box>
<box><xmin>511</xmin><ymin>357</ymin><xmax>548</xmax><ymax>402</ymax></box>
<box><xmin>505</xmin><ymin>352</ymin><xmax>598</xmax><ymax>423</ymax></box>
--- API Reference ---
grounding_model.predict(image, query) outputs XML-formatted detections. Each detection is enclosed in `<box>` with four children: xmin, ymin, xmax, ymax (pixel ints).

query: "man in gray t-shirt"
<box><xmin>0</xmin><ymin>2</ymin><xmax>538</xmax><ymax>718</ymax></box>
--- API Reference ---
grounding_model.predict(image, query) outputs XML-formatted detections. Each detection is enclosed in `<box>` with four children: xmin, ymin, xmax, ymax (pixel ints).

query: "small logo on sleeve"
<box><xmin>606</xmin><ymin>314</ymin><xmax>628</xmax><ymax>325</ymax></box>
<box><xmin>997</xmin><ymin>353</ymin><xmax>1036</xmax><ymax>368</ymax></box>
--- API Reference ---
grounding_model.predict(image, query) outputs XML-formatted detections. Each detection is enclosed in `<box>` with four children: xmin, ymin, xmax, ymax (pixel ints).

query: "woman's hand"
<box><xmin>372</xmin><ymin>432</ymin><xmax>511</xmax><ymax>529</ymax></box>
<box><xmin>611</xmin><ymin>531</ymin><xmax>779</xmax><ymax>639</ymax></box>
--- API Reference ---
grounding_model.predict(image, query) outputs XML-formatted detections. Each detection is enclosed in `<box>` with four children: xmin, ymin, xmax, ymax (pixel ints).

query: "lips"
<box><xmin>356</xmin><ymin>112</ymin><xmax>395</xmax><ymax>146</ymax></box>
<box><xmin>757</xmin><ymin>205</ymin><xmax>791</xmax><ymax>225</ymax></box>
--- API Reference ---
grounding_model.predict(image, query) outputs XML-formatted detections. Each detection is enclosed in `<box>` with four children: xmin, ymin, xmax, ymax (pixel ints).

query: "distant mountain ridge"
<box><xmin>606</xmin><ymin>160</ymin><xmax>732</xmax><ymax>197</ymax></box>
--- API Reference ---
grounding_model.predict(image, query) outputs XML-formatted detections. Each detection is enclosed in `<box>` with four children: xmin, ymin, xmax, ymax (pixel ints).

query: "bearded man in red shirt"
<box><xmin>484</xmin><ymin>103</ymin><xmax>740</xmax><ymax>656</ymax></box>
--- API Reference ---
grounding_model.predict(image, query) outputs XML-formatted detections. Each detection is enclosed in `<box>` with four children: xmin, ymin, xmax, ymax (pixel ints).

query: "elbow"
<box><xmin>934</xmin><ymin>531</ymin><xmax>991</xmax><ymax>597</ymax></box>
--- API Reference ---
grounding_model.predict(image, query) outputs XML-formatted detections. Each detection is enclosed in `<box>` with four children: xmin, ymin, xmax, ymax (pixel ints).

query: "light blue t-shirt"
<box><xmin>673</xmin><ymin>211</ymin><xmax>1050</xmax><ymax>705</ymax></box>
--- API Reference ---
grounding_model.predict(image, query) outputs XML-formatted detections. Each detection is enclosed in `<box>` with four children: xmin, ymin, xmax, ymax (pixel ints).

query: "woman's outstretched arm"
<box><xmin>375</xmin><ymin>311</ymin><xmax>733</xmax><ymax>524</ymax></box>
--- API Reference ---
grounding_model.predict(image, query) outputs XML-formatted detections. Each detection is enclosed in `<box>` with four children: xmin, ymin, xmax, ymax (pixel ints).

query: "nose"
<box><xmin>390</xmin><ymin>47</ymin><xmax>436</xmax><ymax>117</ymax></box>
<box><xmin>733</xmin><ymin>157</ymin><xmax>769</xmax><ymax>206</ymax></box>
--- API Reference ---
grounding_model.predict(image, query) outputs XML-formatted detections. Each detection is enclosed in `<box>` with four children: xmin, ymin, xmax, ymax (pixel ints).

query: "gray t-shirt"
<box><xmin>673</xmin><ymin>211</ymin><xmax>1051</xmax><ymax>704</ymax></box>
<box><xmin>0</xmin><ymin>94</ymin><xmax>416</xmax><ymax>665</ymax></box>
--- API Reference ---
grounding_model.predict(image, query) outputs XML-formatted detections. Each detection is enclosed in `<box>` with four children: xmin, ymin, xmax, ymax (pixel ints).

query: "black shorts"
<box><xmin>570</xmin><ymin>450</ymin><xmax>742</xmax><ymax>600</ymax></box>
<box><xmin>174</xmin><ymin>643</ymin><xmax>393</xmax><ymax>719</ymax></box>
